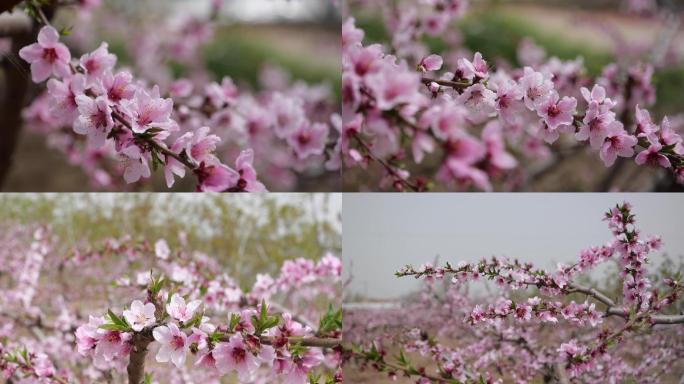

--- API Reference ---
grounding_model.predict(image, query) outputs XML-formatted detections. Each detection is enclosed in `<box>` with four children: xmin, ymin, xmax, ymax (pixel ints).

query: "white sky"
<box><xmin>173</xmin><ymin>0</ymin><xmax>335</xmax><ymax>22</ymax></box>
<box><xmin>343</xmin><ymin>194</ymin><xmax>684</xmax><ymax>300</ymax></box>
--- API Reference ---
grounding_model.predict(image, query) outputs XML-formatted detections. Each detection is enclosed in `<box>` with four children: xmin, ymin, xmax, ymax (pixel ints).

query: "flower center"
<box><xmin>92</xmin><ymin>109</ymin><xmax>109</xmax><ymax>129</ymax></box>
<box><xmin>172</xmin><ymin>335</ymin><xmax>185</xmax><ymax>350</ymax></box>
<box><xmin>232</xmin><ymin>347</ymin><xmax>246</xmax><ymax>363</ymax></box>
<box><xmin>42</xmin><ymin>48</ymin><xmax>58</xmax><ymax>63</ymax></box>
<box><xmin>85</xmin><ymin>59</ymin><xmax>99</xmax><ymax>73</ymax></box>
<box><xmin>297</xmin><ymin>132</ymin><xmax>311</xmax><ymax>146</ymax></box>
<box><xmin>547</xmin><ymin>104</ymin><xmax>560</xmax><ymax>118</ymax></box>
<box><xmin>136</xmin><ymin>313</ymin><xmax>147</xmax><ymax>324</ymax></box>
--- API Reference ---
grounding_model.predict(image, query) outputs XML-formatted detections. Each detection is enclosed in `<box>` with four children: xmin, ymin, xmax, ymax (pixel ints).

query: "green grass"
<box><xmin>201</xmin><ymin>25</ymin><xmax>340</xmax><ymax>99</ymax></box>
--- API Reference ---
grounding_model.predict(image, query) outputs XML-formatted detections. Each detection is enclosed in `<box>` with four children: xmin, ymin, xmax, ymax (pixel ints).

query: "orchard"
<box><xmin>343</xmin><ymin>201</ymin><xmax>684</xmax><ymax>383</ymax></box>
<box><xmin>341</xmin><ymin>0</ymin><xmax>684</xmax><ymax>191</ymax></box>
<box><xmin>0</xmin><ymin>194</ymin><xmax>342</xmax><ymax>383</ymax></box>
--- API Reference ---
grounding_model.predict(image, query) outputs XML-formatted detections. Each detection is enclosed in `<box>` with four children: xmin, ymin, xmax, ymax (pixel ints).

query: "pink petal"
<box><xmin>37</xmin><ymin>26</ymin><xmax>60</xmax><ymax>46</ymax></box>
<box><xmin>18</xmin><ymin>43</ymin><xmax>43</xmax><ymax>62</ymax></box>
<box><xmin>30</xmin><ymin>60</ymin><xmax>53</xmax><ymax>82</ymax></box>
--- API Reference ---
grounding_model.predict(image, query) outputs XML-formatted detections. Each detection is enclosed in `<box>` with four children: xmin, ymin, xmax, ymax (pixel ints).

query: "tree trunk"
<box><xmin>0</xmin><ymin>11</ymin><xmax>33</xmax><ymax>188</ymax></box>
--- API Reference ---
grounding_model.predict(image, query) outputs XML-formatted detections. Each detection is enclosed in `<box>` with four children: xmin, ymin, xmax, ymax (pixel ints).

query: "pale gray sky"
<box><xmin>172</xmin><ymin>0</ymin><xmax>336</xmax><ymax>22</ymax></box>
<box><xmin>343</xmin><ymin>194</ymin><xmax>684</xmax><ymax>300</ymax></box>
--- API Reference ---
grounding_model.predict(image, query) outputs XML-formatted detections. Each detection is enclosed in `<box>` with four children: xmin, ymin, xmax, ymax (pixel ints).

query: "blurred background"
<box><xmin>346</xmin><ymin>0</ymin><xmax>684</xmax><ymax>191</ymax></box>
<box><xmin>1</xmin><ymin>0</ymin><xmax>341</xmax><ymax>191</ymax></box>
<box><xmin>0</xmin><ymin>193</ymin><xmax>341</xmax><ymax>287</ymax></box>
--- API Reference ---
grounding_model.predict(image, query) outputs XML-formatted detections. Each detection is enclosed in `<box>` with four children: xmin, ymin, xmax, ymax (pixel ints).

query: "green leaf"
<box><xmin>318</xmin><ymin>305</ymin><xmax>342</xmax><ymax>335</ymax></box>
<box><xmin>142</xmin><ymin>373</ymin><xmax>153</xmax><ymax>384</ymax></box>
<box><xmin>229</xmin><ymin>313</ymin><xmax>240</xmax><ymax>332</ymax></box>
<box><xmin>59</xmin><ymin>26</ymin><xmax>73</xmax><ymax>37</ymax></box>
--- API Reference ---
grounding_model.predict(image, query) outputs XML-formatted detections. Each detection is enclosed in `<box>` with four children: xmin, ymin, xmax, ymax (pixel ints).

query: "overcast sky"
<box><xmin>173</xmin><ymin>0</ymin><xmax>334</xmax><ymax>22</ymax></box>
<box><xmin>343</xmin><ymin>194</ymin><xmax>684</xmax><ymax>300</ymax></box>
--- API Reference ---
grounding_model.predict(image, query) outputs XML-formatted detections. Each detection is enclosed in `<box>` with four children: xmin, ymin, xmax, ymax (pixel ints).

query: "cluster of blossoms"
<box><xmin>19</xmin><ymin>0</ymin><xmax>339</xmax><ymax>191</ymax></box>
<box><xmin>342</xmin><ymin>1</ymin><xmax>684</xmax><ymax>191</ymax></box>
<box><xmin>19</xmin><ymin>24</ymin><xmax>263</xmax><ymax>192</ymax></box>
<box><xmin>0</xmin><ymin>221</ymin><xmax>342</xmax><ymax>383</ymax></box>
<box><xmin>344</xmin><ymin>203</ymin><xmax>683</xmax><ymax>382</ymax></box>
<box><xmin>76</xmin><ymin>291</ymin><xmax>340</xmax><ymax>384</ymax></box>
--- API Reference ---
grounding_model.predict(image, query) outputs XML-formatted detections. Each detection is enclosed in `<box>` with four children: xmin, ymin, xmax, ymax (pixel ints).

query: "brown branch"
<box><xmin>421</xmin><ymin>76</ymin><xmax>471</xmax><ymax>90</ymax></box>
<box><xmin>110</xmin><ymin>110</ymin><xmax>198</xmax><ymax>171</ymax></box>
<box><xmin>124</xmin><ymin>323</ymin><xmax>341</xmax><ymax>383</ymax></box>
<box><xmin>257</xmin><ymin>335</ymin><xmax>341</xmax><ymax>348</ymax></box>
<box><xmin>352</xmin><ymin>133</ymin><xmax>422</xmax><ymax>192</ymax></box>
<box><xmin>127</xmin><ymin>331</ymin><xmax>153</xmax><ymax>384</ymax></box>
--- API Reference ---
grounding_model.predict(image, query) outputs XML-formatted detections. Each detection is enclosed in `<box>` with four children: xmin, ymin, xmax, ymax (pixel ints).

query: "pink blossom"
<box><xmin>287</xmin><ymin>122</ymin><xmax>329</xmax><ymax>160</ymax></box>
<box><xmin>283</xmin><ymin>348</ymin><xmax>324</xmax><ymax>384</ymax></box>
<box><xmin>412</xmin><ymin>131</ymin><xmax>435</xmax><ymax>163</ymax></box>
<box><xmin>234</xmin><ymin>149</ymin><xmax>267</xmax><ymax>192</ymax></box>
<box><xmin>514</xmin><ymin>304</ymin><xmax>532</xmax><ymax>321</ymax></box>
<box><xmin>79</xmin><ymin>42</ymin><xmax>116</xmax><ymax>85</ymax></box>
<box><xmin>599</xmin><ymin>121</ymin><xmax>637</xmax><ymax>166</ymax></box>
<box><xmin>365</xmin><ymin>68</ymin><xmax>421</xmax><ymax>110</ymax></box>
<box><xmin>576</xmin><ymin>102</ymin><xmax>614</xmax><ymax>149</ymax></box>
<box><xmin>194</xmin><ymin>162</ymin><xmax>239</xmax><ymax>192</ymax></box>
<box><xmin>46</xmin><ymin>74</ymin><xmax>86</xmax><ymax>124</ymax></box>
<box><xmin>271</xmin><ymin>92</ymin><xmax>306</xmax><ymax>138</ymax></box>
<box><xmin>422</xmin><ymin>13</ymin><xmax>449</xmax><ymax>36</ymax></box>
<box><xmin>457</xmin><ymin>83</ymin><xmax>496</xmax><ymax>121</ymax></box>
<box><xmin>537</xmin><ymin>91</ymin><xmax>576</xmax><ymax>129</ymax></box>
<box><xmin>185</xmin><ymin>126</ymin><xmax>222</xmax><ymax>165</ymax></box>
<box><xmin>456</xmin><ymin>52</ymin><xmax>488</xmax><ymax>81</ymax></box>
<box><xmin>155</xmin><ymin>239</ymin><xmax>170</xmax><ymax>260</ymax></box>
<box><xmin>342</xmin><ymin>17</ymin><xmax>364</xmax><ymax>49</ymax></box>
<box><xmin>580</xmin><ymin>84</ymin><xmax>615</xmax><ymax>108</ymax></box>
<box><xmin>153</xmin><ymin>323</ymin><xmax>189</xmax><ymax>368</ymax></box>
<box><xmin>493</xmin><ymin>79</ymin><xmax>523</xmax><ymax>124</ymax></box>
<box><xmin>205</xmin><ymin>77</ymin><xmax>238</xmax><ymax>109</ymax></box>
<box><xmin>494</xmin><ymin>299</ymin><xmax>512</xmax><ymax>316</ymax></box>
<box><xmin>659</xmin><ymin>117</ymin><xmax>684</xmax><ymax>155</ymax></box>
<box><xmin>74</xmin><ymin>95</ymin><xmax>114</xmax><ymax>148</ymax></box>
<box><xmin>75</xmin><ymin>315</ymin><xmax>104</xmax><ymax>356</ymax></box>
<box><xmin>169</xmin><ymin>78</ymin><xmax>194</xmax><ymax>98</ymax></box>
<box><xmin>634</xmin><ymin>105</ymin><xmax>659</xmax><ymax>142</ymax></box>
<box><xmin>422</xmin><ymin>103</ymin><xmax>466</xmax><ymax>141</ymax></box>
<box><xmin>122</xmin><ymin>87</ymin><xmax>174</xmax><ymax>134</ymax></box>
<box><xmin>213</xmin><ymin>335</ymin><xmax>260</xmax><ymax>379</ymax></box>
<box><xmin>122</xmin><ymin>300</ymin><xmax>156</xmax><ymax>332</ymax></box>
<box><xmin>18</xmin><ymin>26</ymin><xmax>72</xmax><ymax>82</ymax></box>
<box><xmin>33</xmin><ymin>354</ymin><xmax>56</xmax><ymax>377</ymax></box>
<box><xmin>346</xmin><ymin>43</ymin><xmax>384</xmax><ymax>78</ymax></box>
<box><xmin>95</xmin><ymin>329</ymin><xmax>130</xmax><ymax>362</ymax></box>
<box><xmin>418</xmin><ymin>54</ymin><xmax>443</xmax><ymax>72</ymax></box>
<box><xmin>519</xmin><ymin>67</ymin><xmax>554</xmax><ymax>110</ymax></box>
<box><xmin>166</xmin><ymin>294</ymin><xmax>201</xmax><ymax>323</ymax></box>
<box><xmin>121</xmin><ymin>145</ymin><xmax>151</xmax><ymax>184</ymax></box>
<box><xmin>635</xmin><ymin>143</ymin><xmax>671</xmax><ymax>168</ymax></box>
<box><xmin>558</xmin><ymin>340</ymin><xmax>584</xmax><ymax>358</ymax></box>
<box><xmin>96</xmin><ymin>71</ymin><xmax>135</xmax><ymax>103</ymax></box>
<box><xmin>482</xmin><ymin>121</ymin><xmax>517</xmax><ymax>170</ymax></box>
<box><xmin>195</xmin><ymin>351</ymin><xmax>218</xmax><ymax>371</ymax></box>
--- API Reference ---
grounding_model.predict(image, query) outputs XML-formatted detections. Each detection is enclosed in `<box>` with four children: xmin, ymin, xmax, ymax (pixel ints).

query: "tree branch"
<box><xmin>127</xmin><ymin>331</ymin><xmax>153</xmax><ymax>384</ymax></box>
